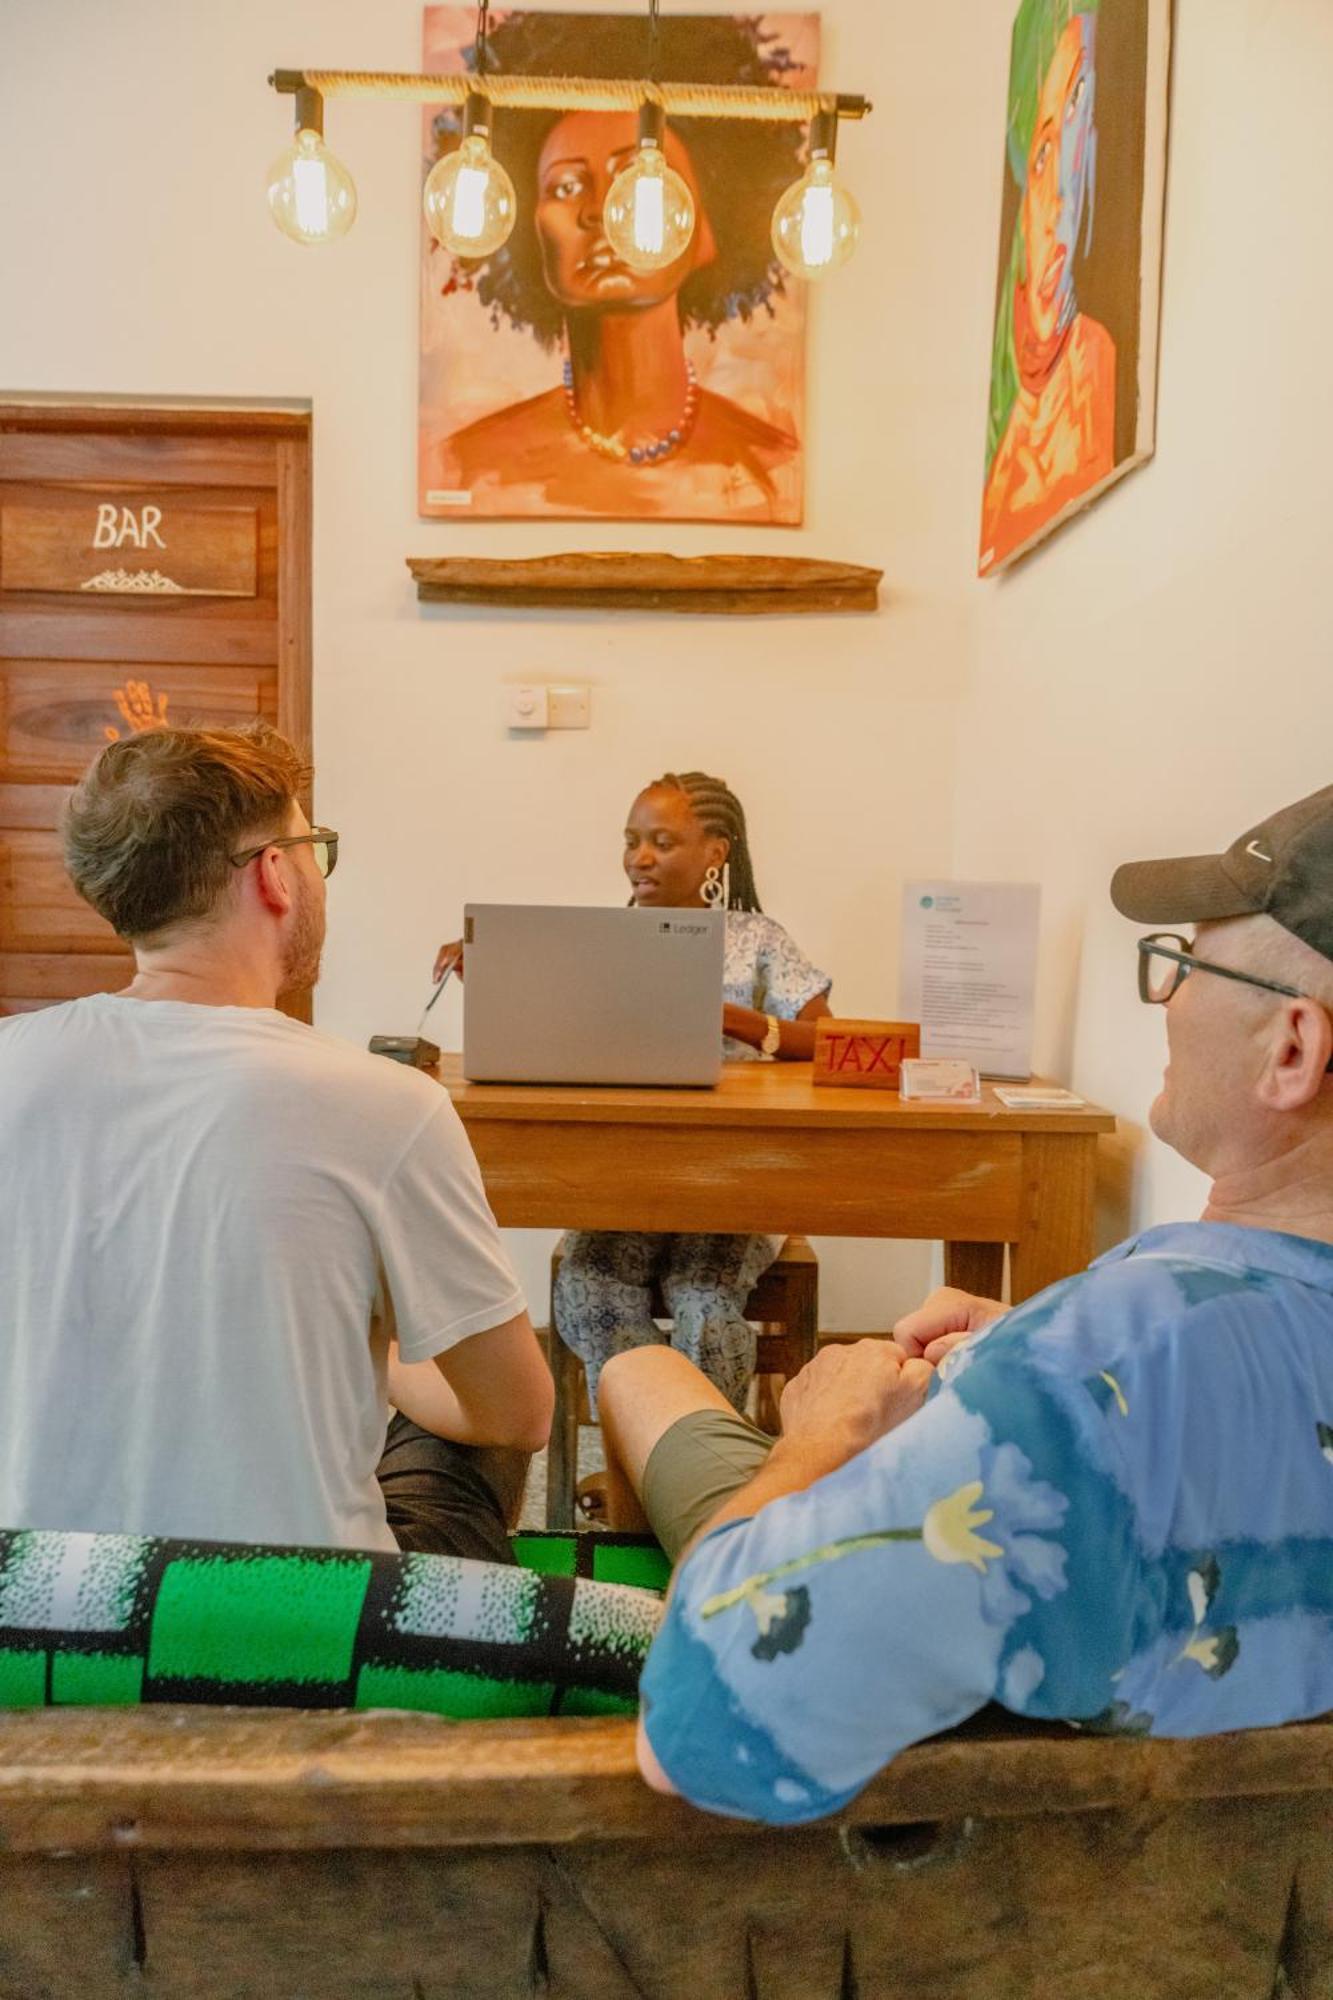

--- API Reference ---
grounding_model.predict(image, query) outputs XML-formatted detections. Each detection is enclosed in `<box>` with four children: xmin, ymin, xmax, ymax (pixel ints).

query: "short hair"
<box><xmin>63</xmin><ymin>724</ymin><xmax>312</xmax><ymax>942</ymax></box>
<box><xmin>427</xmin><ymin>13</ymin><xmax>808</xmax><ymax>349</ymax></box>
<box><xmin>1226</xmin><ymin>914</ymin><xmax>1333</xmax><ymax>1013</ymax></box>
<box><xmin>651</xmin><ymin>770</ymin><xmax>761</xmax><ymax>912</ymax></box>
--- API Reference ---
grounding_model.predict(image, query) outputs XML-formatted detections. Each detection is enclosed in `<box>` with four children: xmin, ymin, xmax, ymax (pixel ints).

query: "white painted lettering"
<box><xmin>92</xmin><ymin>504</ymin><xmax>168</xmax><ymax>551</ymax></box>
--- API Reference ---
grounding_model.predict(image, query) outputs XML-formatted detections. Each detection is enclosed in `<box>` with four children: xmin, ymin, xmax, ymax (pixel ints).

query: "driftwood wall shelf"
<box><xmin>407</xmin><ymin>552</ymin><xmax>882</xmax><ymax>615</ymax></box>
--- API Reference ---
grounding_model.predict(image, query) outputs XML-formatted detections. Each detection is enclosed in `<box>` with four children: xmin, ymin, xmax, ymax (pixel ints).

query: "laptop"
<box><xmin>462</xmin><ymin>904</ymin><xmax>725</xmax><ymax>1086</ymax></box>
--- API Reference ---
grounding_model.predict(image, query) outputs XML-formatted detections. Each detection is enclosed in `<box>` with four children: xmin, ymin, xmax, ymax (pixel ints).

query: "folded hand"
<box><xmin>893</xmin><ymin>1286</ymin><xmax>1008</xmax><ymax>1365</ymax></box>
<box><xmin>777</xmin><ymin>1339</ymin><xmax>934</xmax><ymax>1467</ymax></box>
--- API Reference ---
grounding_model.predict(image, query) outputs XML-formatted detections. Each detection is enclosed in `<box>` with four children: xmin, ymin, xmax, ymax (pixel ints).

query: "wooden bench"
<box><xmin>1</xmin><ymin>1705</ymin><xmax>1328</xmax><ymax>1997</ymax></box>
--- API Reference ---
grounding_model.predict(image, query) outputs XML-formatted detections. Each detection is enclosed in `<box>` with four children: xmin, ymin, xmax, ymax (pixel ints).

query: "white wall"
<box><xmin>4</xmin><ymin>0</ymin><xmax>1329</xmax><ymax>1310</ymax></box>
<box><xmin>955</xmin><ymin>0</ymin><xmax>1333</xmax><ymax>1249</ymax></box>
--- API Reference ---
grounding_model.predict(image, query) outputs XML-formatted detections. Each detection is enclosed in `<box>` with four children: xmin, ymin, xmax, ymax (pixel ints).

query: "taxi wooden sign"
<box><xmin>812</xmin><ymin>1018</ymin><xmax>921</xmax><ymax>1090</ymax></box>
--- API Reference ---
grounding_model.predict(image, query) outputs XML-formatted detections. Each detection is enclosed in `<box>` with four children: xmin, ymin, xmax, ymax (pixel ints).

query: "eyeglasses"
<box><xmin>229</xmin><ymin>827</ymin><xmax>339</xmax><ymax>878</ymax></box>
<box><xmin>1137</xmin><ymin>932</ymin><xmax>1306</xmax><ymax>1006</ymax></box>
<box><xmin>1138</xmin><ymin>932</ymin><xmax>1333</xmax><ymax>1072</ymax></box>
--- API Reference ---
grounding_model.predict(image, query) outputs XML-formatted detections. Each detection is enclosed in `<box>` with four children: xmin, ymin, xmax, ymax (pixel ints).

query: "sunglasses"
<box><xmin>230</xmin><ymin>827</ymin><xmax>339</xmax><ymax>879</ymax></box>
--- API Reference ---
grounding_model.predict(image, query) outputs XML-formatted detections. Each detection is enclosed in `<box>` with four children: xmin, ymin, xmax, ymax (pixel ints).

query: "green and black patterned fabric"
<box><xmin>0</xmin><ymin>1527</ymin><xmax>669</xmax><ymax>1719</ymax></box>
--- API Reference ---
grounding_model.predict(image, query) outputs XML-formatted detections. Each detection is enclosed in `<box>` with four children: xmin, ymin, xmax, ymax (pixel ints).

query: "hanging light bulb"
<box><xmin>423</xmin><ymin>94</ymin><xmax>517</xmax><ymax>257</ymax></box>
<box><xmin>603</xmin><ymin>102</ymin><xmax>695</xmax><ymax>273</ymax></box>
<box><xmin>266</xmin><ymin>87</ymin><xmax>357</xmax><ymax>246</ymax></box>
<box><xmin>771</xmin><ymin>109</ymin><xmax>860</xmax><ymax>281</ymax></box>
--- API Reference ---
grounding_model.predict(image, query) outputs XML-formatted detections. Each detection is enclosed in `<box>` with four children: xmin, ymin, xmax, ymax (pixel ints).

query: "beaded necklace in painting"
<box><xmin>561</xmin><ymin>359</ymin><xmax>700</xmax><ymax>466</ymax></box>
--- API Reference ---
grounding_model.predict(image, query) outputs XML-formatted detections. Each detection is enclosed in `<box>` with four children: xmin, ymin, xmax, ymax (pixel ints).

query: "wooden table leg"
<box><xmin>1008</xmin><ymin>1133</ymin><xmax>1098</xmax><ymax>1304</ymax></box>
<box><xmin>942</xmin><ymin>1242</ymin><xmax>1006</xmax><ymax>1299</ymax></box>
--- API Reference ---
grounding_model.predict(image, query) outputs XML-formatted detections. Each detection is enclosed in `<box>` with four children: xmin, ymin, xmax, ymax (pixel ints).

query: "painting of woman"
<box><xmin>980</xmin><ymin>0</ymin><xmax>1170</xmax><ymax>575</ymax></box>
<box><xmin>418</xmin><ymin>11</ymin><xmax>816</xmax><ymax>523</ymax></box>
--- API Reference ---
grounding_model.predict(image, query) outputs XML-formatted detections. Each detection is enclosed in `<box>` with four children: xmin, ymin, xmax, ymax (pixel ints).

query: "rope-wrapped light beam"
<box><xmin>269</xmin><ymin>68</ymin><xmax>870</xmax><ymax>124</ymax></box>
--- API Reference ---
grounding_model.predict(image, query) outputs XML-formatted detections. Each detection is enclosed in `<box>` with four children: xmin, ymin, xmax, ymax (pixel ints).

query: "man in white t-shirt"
<box><xmin>0</xmin><ymin>723</ymin><xmax>553</xmax><ymax>1558</ymax></box>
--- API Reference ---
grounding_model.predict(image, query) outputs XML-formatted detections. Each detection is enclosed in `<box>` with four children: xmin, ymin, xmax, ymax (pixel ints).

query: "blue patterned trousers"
<box><xmin>553</xmin><ymin>1231</ymin><xmax>781</xmax><ymax>1414</ymax></box>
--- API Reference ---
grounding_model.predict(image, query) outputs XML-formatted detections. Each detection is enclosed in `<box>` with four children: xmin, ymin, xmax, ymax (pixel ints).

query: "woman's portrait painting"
<box><xmin>418</xmin><ymin>10</ymin><xmax>817</xmax><ymax>524</ymax></box>
<box><xmin>979</xmin><ymin>0</ymin><xmax>1171</xmax><ymax>575</ymax></box>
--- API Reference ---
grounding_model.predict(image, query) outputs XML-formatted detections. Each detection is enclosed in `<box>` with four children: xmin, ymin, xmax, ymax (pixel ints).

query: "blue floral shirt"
<box><xmin>639</xmin><ymin>1222</ymin><xmax>1333</xmax><ymax>1823</ymax></box>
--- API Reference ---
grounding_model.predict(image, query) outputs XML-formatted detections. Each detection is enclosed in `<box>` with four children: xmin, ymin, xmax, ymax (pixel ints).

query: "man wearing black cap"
<box><xmin>597</xmin><ymin>787</ymin><xmax>1333</xmax><ymax>1824</ymax></box>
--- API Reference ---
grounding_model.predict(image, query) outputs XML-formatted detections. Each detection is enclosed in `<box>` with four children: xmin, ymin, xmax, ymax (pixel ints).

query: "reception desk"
<box><xmin>438</xmin><ymin>1058</ymin><xmax>1115</xmax><ymax>1303</ymax></box>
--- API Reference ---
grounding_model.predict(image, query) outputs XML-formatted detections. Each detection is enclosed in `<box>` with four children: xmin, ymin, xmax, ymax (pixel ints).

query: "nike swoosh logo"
<box><xmin>1245</xmin><ymin>841</ymin><xmax>1273</xmax><ymax>863</ymax></box>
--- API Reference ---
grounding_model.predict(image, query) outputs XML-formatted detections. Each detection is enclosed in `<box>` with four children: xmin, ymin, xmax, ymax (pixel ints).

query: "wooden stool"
<box><xmin>545</xmin><ymin>1235</ymin><xmax>818</xmax><ymax>1530</ymax></box>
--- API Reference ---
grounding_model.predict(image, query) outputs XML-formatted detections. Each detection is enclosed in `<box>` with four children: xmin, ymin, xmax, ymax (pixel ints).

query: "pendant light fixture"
<box><xmin>422</xmin><ymin>2</ymin><xmax>517</xmax><ymax>258</ymax></box>
<box><xmin>602</xmin><ymin>1</ymin><xmax>695</xmax><ymax>274</ymax></box>
<box><xmin>423</xmin><ymin>95</ymin><xmax>517</xmax><ymax>256</ymax></box>
<box><xmin>771</xmin><ymin>108</ymin><xmax>861</xmax><ymax>281</ymax></box>
<box><xmin>266</xmin><ymin>58</ymin><xmax>872</xmax><ymax>285</ymax></box>
<box><xmin>266</xmin><ymin>86</ymin><xmax>357</xmax><ymax>246</ymax></box>
<box><xmin>602</xmin><ymin>100</ymin><xmax>696</xmax><ymax>273</ymax></box>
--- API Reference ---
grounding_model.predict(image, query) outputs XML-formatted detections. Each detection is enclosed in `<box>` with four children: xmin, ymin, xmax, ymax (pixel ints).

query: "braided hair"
<box><xmin>651</xmin><ymin>771</ymin><xmax>762</xmax><ymax>913</ymax></box>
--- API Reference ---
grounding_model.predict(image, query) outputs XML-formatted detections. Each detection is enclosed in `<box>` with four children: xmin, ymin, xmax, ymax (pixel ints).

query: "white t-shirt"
<box><xmin>0</xmin><ymin>996</ymin><xmax>526</xmax><ymax>1551</ymax></box>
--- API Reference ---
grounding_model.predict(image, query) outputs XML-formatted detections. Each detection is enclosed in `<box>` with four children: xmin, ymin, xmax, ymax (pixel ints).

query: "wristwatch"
<box><xmin>760</xmin><ymin>1015</ymin><xmax>782</xmax><ymax>1058</ymax></box>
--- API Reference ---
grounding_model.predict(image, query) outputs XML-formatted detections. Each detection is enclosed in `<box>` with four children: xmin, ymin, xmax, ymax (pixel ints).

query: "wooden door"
<box><xmin>0</xmin><ymin>403</ymin><xmax>311</xmax><ymax>1017</ymax></box>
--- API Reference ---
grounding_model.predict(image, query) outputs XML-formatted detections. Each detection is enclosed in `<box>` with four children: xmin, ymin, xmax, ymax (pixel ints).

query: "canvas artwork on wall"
<box><xmin>418</xmin><ymin>9</ymin><xmax>817</xmax><ymax>524</ymax></box>
<box><xmin>979</xmin><ymin>0</ymin><xmax>1171</xmax><ymax>575</ymax></box>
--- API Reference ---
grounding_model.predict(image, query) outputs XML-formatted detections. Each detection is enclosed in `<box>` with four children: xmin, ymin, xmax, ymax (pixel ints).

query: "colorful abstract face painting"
<box><xmin>980</xmin><ymin>0</ymin><xmax>1171</xmax><ymax>574</ymax></box>
<box><xmin>418</xmin><ymin>10</ymin><xmax>817</xmax><ymax>524</ymax></box>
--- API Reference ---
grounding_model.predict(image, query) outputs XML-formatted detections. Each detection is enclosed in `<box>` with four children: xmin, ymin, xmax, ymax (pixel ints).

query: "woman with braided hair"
<box><xmin>559</xmin><ymin>770</ymin><xmax>831</xmax><ymax>1416</ymax></box>
<box><xmin>432</xmin><ymin>771</ymin><xmax>832</xmax><ymax>1417</ymax></box>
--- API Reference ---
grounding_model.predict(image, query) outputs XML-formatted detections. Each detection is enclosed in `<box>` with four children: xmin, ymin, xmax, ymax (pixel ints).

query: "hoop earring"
<box><xmin>701</xmin><ymin>864</ymin><xmax>725</xmax><ymax>910</ymax></box>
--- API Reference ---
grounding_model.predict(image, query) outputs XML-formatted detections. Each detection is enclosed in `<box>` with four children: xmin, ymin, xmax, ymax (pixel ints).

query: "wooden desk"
<box><xmin>438</xmin><ymin>1057</ymin><xmax>1115</xmax><ymax>1303</ymax></box>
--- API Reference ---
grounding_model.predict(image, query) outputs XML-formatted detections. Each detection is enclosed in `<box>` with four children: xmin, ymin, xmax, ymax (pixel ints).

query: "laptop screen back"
<box><xmin>462</xmin><ymin>905</ymin><xmax>725</xmax><ymax>1086</ymax></box>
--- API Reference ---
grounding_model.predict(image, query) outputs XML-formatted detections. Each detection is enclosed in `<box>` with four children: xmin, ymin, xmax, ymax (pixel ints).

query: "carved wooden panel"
<box><xmin>0</xmin><ymin>661</ymin><xmax>278</xmax><ymax>785</ymax></box>
<box><xmin>0</xmin><ymin>829</ymin><xmax>127</xmax><ymax>956</ymax></box>
<box><xmin>0</xmin><ymin>406</ymin><xmax>310</xmax><ymax>1016</ymax></box>
<box><xmin>0</xmin><ymin>483</ymin><xmax>279</xmax><ymax>647</ymax></box>
<box><xmin>0</xmin><ymin>956</ymin><xmax>130</xmax><ymax>1015</ymax></box>
<box><xmin>0</xmin><ymin>496</ymin><xmax>258</xmax><ymax>598</ymax></box>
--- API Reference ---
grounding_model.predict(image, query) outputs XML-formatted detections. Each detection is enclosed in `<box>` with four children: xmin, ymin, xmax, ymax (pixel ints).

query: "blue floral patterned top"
<box><xmin>723</xmin><ymin>911</ymin><xmax>830</xmax><ymax>1062</ymax></box>
<box><xmin>639</xmin><ymin>1221</ymin><xmax>1333</xmax><ymax>1823</ymax></box>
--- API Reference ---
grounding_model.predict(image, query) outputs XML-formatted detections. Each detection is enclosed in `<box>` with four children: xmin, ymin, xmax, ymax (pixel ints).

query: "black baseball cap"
<box><xmin>1111</xmin><ymin>783</ymin><xmax>1333</xmax><ymax>965</ymax></box>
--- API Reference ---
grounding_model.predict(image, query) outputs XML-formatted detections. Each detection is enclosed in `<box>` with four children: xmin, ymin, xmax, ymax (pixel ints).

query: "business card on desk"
<box><xmin>899</xmin><ymin>1059</ymin><xmax>981</xmax><ymax>1102</ymax></box>
<box><xmin>992</xmin><ymin>1085</ymin><xmax>1087</xmax><ymax>1109</ymax></box>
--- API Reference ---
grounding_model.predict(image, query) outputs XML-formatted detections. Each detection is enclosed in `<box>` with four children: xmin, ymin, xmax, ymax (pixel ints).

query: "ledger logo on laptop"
<box><xmin>660</xmin><ymin>919</ymin><xmax>711</xmax><ymax>936</ymax></box>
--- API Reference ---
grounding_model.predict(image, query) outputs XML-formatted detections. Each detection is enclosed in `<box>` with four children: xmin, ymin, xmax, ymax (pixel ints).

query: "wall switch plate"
<box><xmin>505</xmin><ymin>684</ymin><xmax>548</xmax><ymax>730</ymax></box>
<box><xmin>547</xmin><ymin>684</ymin><xmax>591</xmax><ymax>729</ymax></box>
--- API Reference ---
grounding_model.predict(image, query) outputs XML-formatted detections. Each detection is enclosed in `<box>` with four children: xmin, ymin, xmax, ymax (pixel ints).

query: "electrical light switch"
<box><xmin>505</xmin><ymin>685</ymin><xmax>549</xmax><ymax>730</ymax></box>
<box><xmin>547</xmin><ymin>685</ymin><xmax>591</xmax><ymax>728</ymax></box>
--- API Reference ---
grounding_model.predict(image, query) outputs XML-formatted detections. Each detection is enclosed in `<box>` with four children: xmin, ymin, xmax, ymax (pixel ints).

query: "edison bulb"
<box><xmin>771</xmin><ymin>157</ymin><xmax>860</xmax><ymax>280</ymax></box>
<box><xmin>423</xmin><ymin>131</ymin><xmax>517</xmax><ymax>257</ymax></box>
<box><xmin>603</xmin><ymin>143</ymin><xmax>695</xmax><ymax>273</ymax></box>
<box><xmin>266</xmin><ymin>128</ymin><xmax>357</xmax><ymax>246</ymax></box>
